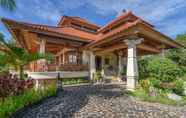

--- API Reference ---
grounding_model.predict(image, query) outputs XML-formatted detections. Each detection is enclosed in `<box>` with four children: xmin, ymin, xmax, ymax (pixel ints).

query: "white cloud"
<box><xmin>84</xmin><ymin>0</ymin><xmax>186</xmax><ymax>23</ymax></box>
<box><xmin>2</xmin><ymin>0</ymin><xmax>186</xmax><ymax>37</ymax></box>
<box><xmin>84</xmin><ymin>0</ymin><xmax>186</xmax><ymax>37</ymax></box>
<box><xmin>15</xmin><ymin>0</ymin><xmax>62</xmax><ymax>23</ymax></box>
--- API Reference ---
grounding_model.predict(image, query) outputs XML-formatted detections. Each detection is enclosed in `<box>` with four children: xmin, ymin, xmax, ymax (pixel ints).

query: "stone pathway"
<box><xmin>12</xmin><ymin>84</ymin><xmax>186</xmax><ymax>118</ymax></box>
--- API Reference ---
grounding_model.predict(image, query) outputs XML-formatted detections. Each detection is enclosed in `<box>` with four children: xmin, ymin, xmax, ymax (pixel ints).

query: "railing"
<box><xmin>47</xmin><ymin>64</ymin><xmax>89</xmax><ymax>71</ymax></box>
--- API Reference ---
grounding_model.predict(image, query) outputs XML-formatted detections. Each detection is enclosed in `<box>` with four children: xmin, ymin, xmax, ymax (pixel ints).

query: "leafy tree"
<box><xmin>147</xmin><ymin>57</ymin><xmax>182</xmax><ymax>82</ymax></box>
<box><xmin>166</xmin><ymin>33</ymin><xmax>186</xmax><ymax>71</ymax></box>
<box><xmin>0</xmin><ymin>33</ymin><xmax>52</xmax><ymax>79</ymax></box>
<box><xmin>0</xmin><ymin>0</ymin><xmax>16</xmax><ymax>11</ymax></box>
<box><xmin>176</xmin><ymin>33</ymin><xmax>186</xmax><ymax>46</ymax></box>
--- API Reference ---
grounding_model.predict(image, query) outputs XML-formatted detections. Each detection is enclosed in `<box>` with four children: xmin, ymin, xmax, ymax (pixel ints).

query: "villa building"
<box><xmin>2</xmin><ymin>11</ymin><xmax>181</xmax><ymax>90</ymax></box>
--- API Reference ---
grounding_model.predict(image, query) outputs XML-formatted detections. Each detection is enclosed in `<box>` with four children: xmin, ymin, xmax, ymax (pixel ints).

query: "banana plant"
<box><xmin>0</xmin><ymin>0</ymin><xmax>16</xmax><ymax>11</ymax></box>
<box><xmin>0</xmin><ymin>33</ymin><xmax>53</xmax><ymax>79</ymax></box>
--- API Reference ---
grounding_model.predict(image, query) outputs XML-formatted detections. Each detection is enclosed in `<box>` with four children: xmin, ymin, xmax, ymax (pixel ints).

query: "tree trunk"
<box><xmin>19</xmin><ymin>65</ymin><xmax>24</xmax><ymax>80</ymax></box>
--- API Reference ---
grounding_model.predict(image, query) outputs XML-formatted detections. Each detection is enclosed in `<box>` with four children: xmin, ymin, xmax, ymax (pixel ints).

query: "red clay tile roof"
<box><xmin>2</xmin><ymin>11</ymin><xmax>181</xmax><ymax>49</ymax></box>
<box><xmin>98</xmin><ymin>11</ymin><xmax>153</xmax><ymax>33</ymax></box>
<box><xmin>58</xmin><ymin>16</ymin><xmax>100</xmax><ymax>29</ymax></box>
<box><xmin>2</xmin><ymin>18</ymin><xmax>98</xmax><ymax>42</ymax></box>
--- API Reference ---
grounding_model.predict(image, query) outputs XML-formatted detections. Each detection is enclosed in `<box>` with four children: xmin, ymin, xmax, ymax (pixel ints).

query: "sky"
<box><xmin>0</xmin><ymin>0</ymin><xmax>186</xmax><ymax>39</ymax></box>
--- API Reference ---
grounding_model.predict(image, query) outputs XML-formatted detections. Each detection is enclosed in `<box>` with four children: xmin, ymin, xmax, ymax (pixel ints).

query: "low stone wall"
<box><xmin>27</xmin><ymin>71</ymin><xmax>89</xmax><ymax>89</ymax></box>
<box><xmin>27</xmin><ymin>71</ymin><xmax>89</xmax><ymax>79</ymax></box>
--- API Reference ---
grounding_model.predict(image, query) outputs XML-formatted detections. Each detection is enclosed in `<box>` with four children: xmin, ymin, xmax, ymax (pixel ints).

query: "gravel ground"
<box><xmin>12</xmin><ymin>84</ymin><xmax>186</xmax><ymax>118</ymax></box>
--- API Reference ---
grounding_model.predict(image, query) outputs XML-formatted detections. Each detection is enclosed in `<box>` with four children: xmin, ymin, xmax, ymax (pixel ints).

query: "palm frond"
<box><xmin>0</xmin><ymin>0</ymin><xmax>16</xmax><ymax>11</ymax></box>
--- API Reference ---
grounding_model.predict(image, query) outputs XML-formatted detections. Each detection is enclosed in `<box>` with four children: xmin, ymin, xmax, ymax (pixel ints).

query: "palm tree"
<box><xmin>0</xmin><ymin>33</ymin><xmax>52</xmax><ymax>79</ymax></box>
<box><xmin>0</xmin><ymin>0</ymin><xmax>16</xmax><ymax>11</ymax></box>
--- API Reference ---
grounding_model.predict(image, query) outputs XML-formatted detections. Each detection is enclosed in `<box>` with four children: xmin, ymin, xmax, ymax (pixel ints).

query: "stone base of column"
<box><xmin>126</xmin><ymin>76</ymin><xmax>138</xmax><ymax>91</ymax></box>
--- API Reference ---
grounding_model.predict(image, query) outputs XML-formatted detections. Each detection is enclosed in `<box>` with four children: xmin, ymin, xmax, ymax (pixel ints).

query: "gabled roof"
<box><xmin>1</xmin><ymin>11</ymin><xmax>182</xmax><ymax>51</ymax></box>
<box><xmin>57</xmin><ymin>16</ymin><xmax>100</xmax><ymax>30</ymax></box>
<box><xmin>2</xmin><ymin>18</ymin><xmax>98</xmax><ymax>42</ymax></box>
<box><xmin>98</xmin><ymin>11</ymin><xmax>154</xmax><ymax>33</ymax></box>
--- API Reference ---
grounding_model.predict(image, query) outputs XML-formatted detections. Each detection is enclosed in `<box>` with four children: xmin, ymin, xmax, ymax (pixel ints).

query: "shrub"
<box><xmin>149</xmin><ymin>78</ymin><xmax>161</xmax><ymax>88</ymax></box>
<box><xmin>139</xmin><ymin>79</ymin><xmax>150</xmax><ymax>93</ymax></box>
<box><xmin>0</xmin><ymin>74</ymin><xmax>34</xmax><ymax>100</ymax></box>
<box><xmin>0</xmin><ymin>85</ymin><xmax>56</xmax><ymax>118</ymax></box>
<box><xmin>147</xmin><ymin>57</ymin><xmax>182</xmax><ymax>82</ymax></box>
<box><xmin>138</xmin><ymin>57</ymin><xmax>150</xmax><ymax>80</ymax></box>
<box><xmin>93</xmin><ymin>71</ymin><xmax>102</xmax><ymax>81</ymax></box>
<box><xmin>173</xmin><ymin>79</ymin><xmax>184</xmax><ymax>95</ymax></box>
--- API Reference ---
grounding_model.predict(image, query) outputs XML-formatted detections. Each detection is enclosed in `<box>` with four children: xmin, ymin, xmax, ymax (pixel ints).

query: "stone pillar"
<box><xmin>101</xmin><ymin>56</ymin><xmax>105</xmax><ymax>78</ymax></box>
<box><xmin>39</xmin><ymin>39</ymin><xmax>46</xmax><ymax>71</ymax></box>
<box><xmin>62</xmin><ymin>50</ymin><xmax>65</xmax><ymax>64</ymax></box>
<box><xmin>125</xmin><ymin>39</ymin><xmax>143</xmax><ymax>90</ymax></box>
<box><xmin>82</xmin><ymin>51</ymin><xmax>89</xmax><ymax>65</ymax></box>
<box><xmin>118</xmin><ymin>52</ymin><xmax>123</xmax><ymax>82</ymax></box>
<box><xmin>89</xmin><ymin>51</ymin><xmax>96</xmax><ymax>80</ymax></box>
<box><xmin>39</xmin><ymin>39</ymin><xmax>46</xmax><ymax>54</ymax></box>
<box><xmin>59</xmin><ymin>55</ymin><xmax>62</xmax><ymax>65</ymax></box>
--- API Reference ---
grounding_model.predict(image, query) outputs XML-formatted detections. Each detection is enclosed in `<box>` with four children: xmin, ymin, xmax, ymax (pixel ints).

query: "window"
<box><xmin>69</xmin><ymin>54</ymin><xmax>77</xmax><ymax>64</ymax></box>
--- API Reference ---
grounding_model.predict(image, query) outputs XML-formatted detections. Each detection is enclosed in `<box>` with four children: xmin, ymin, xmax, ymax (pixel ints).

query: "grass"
<box><xmin>128</xmin><ymin>89</ymin><xmax>186</xmax><ymax>106</ymax></box>
<box><xmin>0</xmin><ymin>85</ymin><xmax>56</xmax><ymax>118</ymax></box>
<box><xmin>61</xmin><ymin>77</ymin><xmax>89</xmax><ymax>85</ymax></box>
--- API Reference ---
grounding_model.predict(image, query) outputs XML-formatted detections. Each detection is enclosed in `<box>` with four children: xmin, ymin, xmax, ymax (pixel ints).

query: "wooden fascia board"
<box><xmin>87</xmin><ymin>27</ymin><xmax>137</xmax><ymax>49</ymax></box>
<box><xmin>95</xmin><ymin>43</ymin><xmax>127</xmax><ymax>54</ymax></box>
<box><xmin>2</xmin><ymin>22</ymin><xmax>24</xmax><ymax>48</ymax></box>
<box><xmin>3</xmin><ymin>20</ymin><xmax>91</xmax><ymax>43</ymax></box>
<box><xmin>21</xmin><ymin>30</ymin><xmax>32</xmax><ymax>50</ymax></box>
<box><xmin>137</xmin><ymin>23</ymin><xmax>182</xmax><ymax>48</ymax></box>
<box><xmin>38</xmin><ymin>34</ymin><xmax>83</xmax><ymax>48</ymax></box>
<box><xmin>137</xmin><ymin>44</ymin><xmax>161</xmax><ymax>53</ymax></box>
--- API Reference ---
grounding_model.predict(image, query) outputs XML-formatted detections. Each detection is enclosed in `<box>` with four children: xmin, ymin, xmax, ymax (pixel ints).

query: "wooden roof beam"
<box><xmin>95</xmin><ymin>43</ymin><xmax>127</xmax><ymax>54</ymax></box>
<box><xmin>137</xmin><ymin>44</ymin><xmax>161</xmax><ymax>53</ymax></box>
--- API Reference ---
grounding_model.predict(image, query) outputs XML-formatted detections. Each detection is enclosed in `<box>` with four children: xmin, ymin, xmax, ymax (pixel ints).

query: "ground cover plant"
<box><xmin>0</xmin><ymin>81</ymin><xmax>56</xmax><ymax>118</ymax></box>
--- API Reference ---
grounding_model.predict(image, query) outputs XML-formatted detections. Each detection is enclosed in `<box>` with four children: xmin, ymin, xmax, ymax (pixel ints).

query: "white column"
<box><xmin>89</xmin><ymin>51</ymin><xmax>96</xmax><ymax>80</ymax></box>
<box><xmin>63</xmin><ymin>49</ymin><xmax>65</xmax><ymax>64</ymax></box>
<box><xmin>59</xmin><ymin>55</ymin><xmax>62</xmax><ymax>65</ymax></box>
<box><xmin>101</xmin><ymin>56</ymin><xmax>105</xmax><ymax>78</ymax></box>
<box><xmin>125</xmin><ymin>39</ymin><xmax>143</xmax><ymax>90</ymax></box>
<box><xmin>118</xmin><ymin>53</ymin><xmax>123</xmax><ymax>82</ymax></box>
<box><xmin>39</xmin><ymin>39</ymin><xmax>46</xmax><ymax>71</ymax></box>
<box><xmin>39</xmin><ymin>39</ymin><xmax>46</xmax><ymax>54</ymax></box>
<box><xmin>82</xmin><ymin>51</ymin><xmax>89</xmax><ymax>65</ymax></box>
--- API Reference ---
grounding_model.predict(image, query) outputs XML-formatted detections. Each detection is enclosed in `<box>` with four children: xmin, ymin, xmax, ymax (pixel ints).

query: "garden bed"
<box><xmin>128</xmin><ymin>89</ymin><xmax>186</xmax><ymax>106</ymax></box>
<box><xmin>0</xmin><ymin>85</ymin><xmax>57</xmax><ymax>118</ymax></box>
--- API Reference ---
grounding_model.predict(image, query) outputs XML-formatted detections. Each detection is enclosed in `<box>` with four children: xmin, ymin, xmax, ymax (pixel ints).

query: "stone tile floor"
<box><xmin>12</xmin><ymin>84</ymin><xmax>186</xmax><ymax>118</ymax></box>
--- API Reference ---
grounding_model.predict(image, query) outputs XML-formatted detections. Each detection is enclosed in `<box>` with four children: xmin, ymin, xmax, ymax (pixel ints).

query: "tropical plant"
<box><xmin>147</xmin><ymin>57</ymin><xmax>183</xmax><ymax>82</ymax></box>
<box><xmin>93</xmin><ymin>71</ymin><xmax>102</xmax><ymax>81</ymax></box>
<box><xmin>0</xmin><ymin>74</ymin><xmax>34</xmax><ymax>100</ymax></box>
<box><xmin>173</xmin><ymin>79</ymin><xmax>184</xmax><ymax>95</ymax></box>
<box><xmin>166</xmin><ymin>33</ymin><xmax>186</xmax><ymax>70</ymax></box>
<box><xmin>0</xmin><ymin>85</ymin><xmax>56</xmax><ymax>118</ymax></box>
<box><xmin>0</xmin><ymin>0</ymin><xmax>16</xmax><ymax>11</ymax></box>
<box><xmin>138</xmin><ymin>56</ymin><xmax>151</xmax><ymax>80</ymax></box>
<box><xmin>139</xmin><ymin>79</ymin><xmax>150</xmax><ymax>93</ymax></box>
<box><xmin>0</xmin><ymin>33</ymin><xmax>52</xmax><ymax>79</ymax></box>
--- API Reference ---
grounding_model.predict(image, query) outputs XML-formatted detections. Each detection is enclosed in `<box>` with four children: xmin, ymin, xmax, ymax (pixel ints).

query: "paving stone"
<box><xmin>11</xmin><ymin>84</ymin><xmax>186</xmax><ymax>118</ymax></box>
